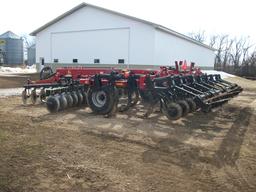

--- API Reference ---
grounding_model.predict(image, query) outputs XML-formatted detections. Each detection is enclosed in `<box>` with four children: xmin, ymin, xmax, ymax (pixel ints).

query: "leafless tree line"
<box><xmin>21</xmin><ymin>34</ymin><xmax>35</xmax><ymax>65</ymax></box>
<box><xmin>189</xmin><ymin>31</ymin><xmax>256</xmax><ymax>77</ymax></box>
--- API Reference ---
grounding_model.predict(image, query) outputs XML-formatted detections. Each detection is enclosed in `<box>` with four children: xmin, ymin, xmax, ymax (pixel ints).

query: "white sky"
<box><xmin>1</xmin><ymin>0</ymin><xmax>256</xmax><ymax>43</ymax></box>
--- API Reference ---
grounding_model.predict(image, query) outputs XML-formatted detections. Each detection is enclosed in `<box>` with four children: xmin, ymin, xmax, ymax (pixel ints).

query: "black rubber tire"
<box><xmin>59</xmin><ymin>94</ymin><xmax>68</xmax><ymax>110</ymax></box>
<box><xmin>71</xmin><ymin>91</ymin><xmax>78</xmax><ymax>106</ymax></box>
<box><xmin>185</xmin><ymin>98</ymin><xmax>197</xmax><ymax>112</ymax></box>
<box><xmin>40</xmin><ymin>66</ymin><xmax>53</xmax><ymax>80</ymax></box>
<box><xmin>162</xmin><ymin>102</ymin><xmax>183</xmax><ymax>120</ymax></box>
<box><xmin>46</xmin><ymin>96</ymin><xmax>60</xmax><ymax>113</ymax></box>
<box><xmin>177</xmin><ymin>100</ymin><xmax>190</xmax><ymax>117</ymax></box>
<box><xmin>87</xmin><ymin>86</ymin><xmax>116</xmax><ymax>115</ymax></box>
<box><xmin>65</xmin><ymin>92</ymin><xmax>73</xmax><ymax>108</ymax></box>
<box><xmin>80</xmin><ymin>90</ymin><xmax>88</xmax><ymax>107</ymax></box>
<box><xmin>76</xmin><ymin>91</ymin><xmax>83</xmax><ymax>106</ymax></box>
<box><xmin>30</xmin><ymin>89</ymin><xmax>37</xmax><ymax>105</ymax></box>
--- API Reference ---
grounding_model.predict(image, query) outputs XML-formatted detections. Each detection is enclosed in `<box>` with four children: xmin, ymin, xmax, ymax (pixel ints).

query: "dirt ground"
<box><xmin>0</xmin><ymin>76</ymin><xmax>256</xmax><ymax>192</ymax></box>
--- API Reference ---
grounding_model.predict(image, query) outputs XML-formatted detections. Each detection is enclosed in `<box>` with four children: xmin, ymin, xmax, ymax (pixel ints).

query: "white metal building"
<box><xmin>31</xmin><ymin>3</ymin><xmax>215</xmax><ymax>71</ymax></box>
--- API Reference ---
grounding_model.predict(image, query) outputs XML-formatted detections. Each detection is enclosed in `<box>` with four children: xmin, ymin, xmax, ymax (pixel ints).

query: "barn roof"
<box><xmin>30</xmin><ymin>2</ymin><xmax>215</xmax><ymax>51</ymax></box>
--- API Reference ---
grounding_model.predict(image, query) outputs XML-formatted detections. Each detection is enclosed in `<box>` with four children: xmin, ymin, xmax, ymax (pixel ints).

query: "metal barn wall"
<box><xmin>51</xmin><ymin>28</ymin><xmax>130</xmax><ymax>64</ymax></box>
<box><xmin>35</xmin><ymin>5</ymin><xmax>215</xmax><ymax>70</ymax></box>
<box><xmin>36</xmin><ymin>6</ymin><xmax>155</xmax><ymax>66</ymax></box>
<box><xmin>154</xmin><ymin>29</ymin><xmax>215</xmax><ymax>68</ymax></box>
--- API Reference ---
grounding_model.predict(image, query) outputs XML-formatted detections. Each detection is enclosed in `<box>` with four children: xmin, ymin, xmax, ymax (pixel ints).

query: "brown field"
<box><xmin>0</xmin><ymin>76</ymin><xmax>256</xmax><ymax>192</ymax></box>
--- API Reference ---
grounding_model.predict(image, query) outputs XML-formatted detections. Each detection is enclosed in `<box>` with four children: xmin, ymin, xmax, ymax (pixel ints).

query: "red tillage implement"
<box><xmin>22</xmin><ymin>62</ymin><xmax>242</xmax><ymax>120</ymax></box>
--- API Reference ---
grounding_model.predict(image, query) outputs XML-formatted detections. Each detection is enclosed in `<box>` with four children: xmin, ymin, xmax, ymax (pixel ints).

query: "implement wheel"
<box><xmin>30</xmin><ymin>89</ymin><xmax>37</xmax><ymax>105</ymax></box>
<box><xmin>71</xmin><ymin>91</ymin><xmax>78</xmax><ymax>106</ymax></box>
<box><xmin>21</xmin><ymin>89</ymin><xmax>28</xmax><ymax>105</ymax></box>
<box><xmin>185</xmin><ymin>98</ymin><xmax>197</xmax><ymax>112</ymax></box>
<box><xmin>46</xmin><ymin>96</ymin><xmax>60</xmax><ymax>113</ymax></box>
<box><xmin>177</xmin><ymin>100</ymin><xmax>190</xmax><ymax>117</ymax></box>
<box><xmin>162</xmin><ymin>102</ymin><xmax>182</xmax><ymax>120</ymax></box>
<box><xmin>81</xmin><ymin>90</ymin><xmax>88</xmax><ymax>107</ymax></box>
<box><xmin>59</xmin><ymin>93</ymin><xmax>68</xmax><ymax>110</ymax></box>
<box><xmin>40</xmin><ymin>66</ymin><xmax>53</xmax><ymax>80</ymax></box>
<box><xmin>87</xmin><ymin>86</ymin><xmax>116</xmax><ymax>115</ymax></box>
<box><xmin>65</xmin><ymin>92</ymin><xmax>73</xmax><ymax>107</ymax></box>
<box><xmin>39</xmin><ymin>89</ymin><xmax>46</xmax><ymax>104</ymax></box>
<box><xmin>76</xmin><ymin>91</ymin><xmax>83</xmax><ymax>106</ymax></box>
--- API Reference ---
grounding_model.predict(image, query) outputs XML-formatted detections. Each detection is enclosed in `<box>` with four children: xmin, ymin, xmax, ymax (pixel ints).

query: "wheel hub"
<box><xmin>92</xmin><ymin>90</ymin><xmax>107</xmax><ymax>108</ymax></box>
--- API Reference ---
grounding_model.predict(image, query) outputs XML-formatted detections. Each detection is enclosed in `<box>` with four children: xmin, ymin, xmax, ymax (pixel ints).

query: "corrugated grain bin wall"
<box><xmin>27</xmin><ymin>44</ymin><xmax>36</xmax><ymax>65</ymax></box>
<box><xmin>0</xmin><ymin>31</ymin><xmax>24</xmax><ymax>65</ymax></box>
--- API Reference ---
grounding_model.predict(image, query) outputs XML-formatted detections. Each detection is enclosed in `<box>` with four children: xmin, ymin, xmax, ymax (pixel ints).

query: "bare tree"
<box><xmin>242</xmin><ymin>39</ymin><xmax>253</xmax><ymax>64</ymax></box>
<box><xmin>209</xmin><ymin>35</ymin><xmax>218</xmax><ymax>48</ymax></box>
<box><xmin>222</xmin><ymin>37</ymin><xmax>234</xmax><ymax>70</ymax></box>
<box><xmin>189</xmin><ymin>31</ymin><xmax>256</xmax><ymax>76</ymax></box>
<box><xmin>22</xmin><ymin>34</ymin><xmax>35</xmax><ymax>48</ymax></box>
<box><xmin>229</xmin><ymin>37</ymin><xmax>251</xmax><ymax>69</ymax></box>
<box><xmin>188</xmin><ymin>30</ymin><xmax>206</xmax><ymax>43</ymax></box>
<box><xmin>214</xmin><ymin>35</ymin><xmax>228</xmax><ymax>70</ymax></box>
<box><xmin>21</xmin><ymin>34</ymin><xmax>35</xmax><ymax>64</ymax></box>
<box><xmin>240</xmin><ymin>51</ymin><xmax>256</xmax><ymax>76</ymax></box>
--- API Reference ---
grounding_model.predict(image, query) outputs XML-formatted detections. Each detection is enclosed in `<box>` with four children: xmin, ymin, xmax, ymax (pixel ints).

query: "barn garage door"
<box><xmin>51</xmin><ymin>28</ymin><xmax>130</xmax><ymax>64</ymax></box>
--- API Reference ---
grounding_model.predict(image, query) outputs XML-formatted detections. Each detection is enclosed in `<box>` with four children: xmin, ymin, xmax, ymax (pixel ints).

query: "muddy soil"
<box><xmin>0</xmin><ymin>77</ymin><xmax>256</xmax><ymax>192</ymax></box>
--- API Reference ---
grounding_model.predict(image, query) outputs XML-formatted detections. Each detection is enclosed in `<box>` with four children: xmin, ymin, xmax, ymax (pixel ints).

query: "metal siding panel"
<box><xmin>51</xmin><ymin>28</ymin><xmax>130</xmax><ymax>64</ymax></box>
<box><xmin>154</xmin><ymin>29</ymin><xmax>215</xmax><ymax>67</ymax></box>
<box><xmin>35</xmin><ymin>6</ymin><xmax>155</xmax><ymax>65</ymax></box>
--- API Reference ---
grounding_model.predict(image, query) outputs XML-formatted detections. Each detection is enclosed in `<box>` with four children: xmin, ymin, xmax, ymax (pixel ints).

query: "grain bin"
<box><xmin>27</xmin><ymin>44</ymin><xmax>36</xmax><ymax>65</ymax></box>
<box><xmin>0</xmin><ymin>31</ymin><xmax>23</xmax><ymax>65</ymax></box>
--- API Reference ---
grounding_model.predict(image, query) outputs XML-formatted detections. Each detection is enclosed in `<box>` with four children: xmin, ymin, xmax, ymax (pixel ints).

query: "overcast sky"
<box><xmin>1</xmin><ymin>0</ymin><xmax>255</xmax><ymax>43</ymax></box>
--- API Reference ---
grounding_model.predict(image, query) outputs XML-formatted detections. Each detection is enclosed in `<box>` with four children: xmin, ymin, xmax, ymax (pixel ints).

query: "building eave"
<box><xmin>30</xmin><ymin>3</ymin><xmax>87</xmax><ymax>36</ymax></box>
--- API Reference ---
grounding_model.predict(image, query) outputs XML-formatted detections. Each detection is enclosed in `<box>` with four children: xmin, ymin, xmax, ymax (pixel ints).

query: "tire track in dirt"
<box><xmin>204</xmin><ymin>99</ymin><xmax>256</xmax><ymax>192</ymax></box>
<box><xmin>213</xmin><ymin>107</ymin><xmax>252</xmax><ymax>167</ymax></box>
